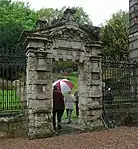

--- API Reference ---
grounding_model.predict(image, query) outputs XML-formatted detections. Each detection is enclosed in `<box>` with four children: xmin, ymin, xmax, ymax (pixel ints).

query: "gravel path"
<box><xmin>1</xmin><ymin>127</ymin><xmax>138</xmax><ymax>149</ymax></box>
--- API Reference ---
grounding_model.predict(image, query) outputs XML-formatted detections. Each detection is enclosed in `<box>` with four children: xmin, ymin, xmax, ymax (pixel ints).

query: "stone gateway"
<box><xmin>22</xmin><ymin>8</ymin><xmax>104</xmax><ymax>139</ymax></box>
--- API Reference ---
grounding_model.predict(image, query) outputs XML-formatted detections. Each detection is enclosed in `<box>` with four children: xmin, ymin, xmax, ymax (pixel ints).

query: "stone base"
<box><xmin>28</xmin><ymin>122</ymin><xmax>55</xmax><ymax>139</ymax></box>
<box><xmin>0</xmin><ymin>113</ymin><xmax>28</xmax><ymax>139</ymax></box>
<box><xmin>82</xmin><ymin>125</ymin><xmax>106</xmax><ymax>132</ymax></box>
<box><xmin>78</xmin><ymin>116</ymin><xmax>105</xmax><ymax>132</ymax></box>
<box><xmin>28</xmin><ymin>129</ymin><xmax>55</xmax><ymax>139</ymax></box>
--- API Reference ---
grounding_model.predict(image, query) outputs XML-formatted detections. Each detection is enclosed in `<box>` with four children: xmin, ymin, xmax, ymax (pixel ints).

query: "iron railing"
<box><xmin>102</xmin><ymin>57</ymin><xmax>138</xmax><ymax>128</ymax></box>
<box><xmin>0</xmin><ymin>46</ymin><xmax>26</xmax><ymax>111</ymax></box>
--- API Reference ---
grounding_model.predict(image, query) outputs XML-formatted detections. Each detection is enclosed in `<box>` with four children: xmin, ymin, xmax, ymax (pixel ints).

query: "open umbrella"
<box><xmin>52</xmin><ymin>79</ymin><xmax>74</xmax><ymax>93</ymax></box>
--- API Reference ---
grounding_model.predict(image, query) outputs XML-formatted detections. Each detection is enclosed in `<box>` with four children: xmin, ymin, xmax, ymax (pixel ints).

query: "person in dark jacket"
<box><xmin>53</xmin><ymin>85</ymin><xmax>65</xmax><ymax>130</ymax></box>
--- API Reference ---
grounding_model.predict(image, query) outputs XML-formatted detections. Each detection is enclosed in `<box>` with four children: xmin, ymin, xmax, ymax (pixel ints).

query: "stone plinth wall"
<box><xmin>105</xmin><ymin>103</ymin><xmax>138</xmax><ymax>126</ymax></box>
<box><xmin>0</xmin><ymin>113</ymin><xmax>28</xmax><ymax>139</ymax></box>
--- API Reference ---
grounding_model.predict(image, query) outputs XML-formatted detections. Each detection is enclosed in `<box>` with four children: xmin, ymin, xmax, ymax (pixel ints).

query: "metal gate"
<box><xmin>102</xmin><ymin>57</ymin><xmax>138</xmax><ymax>128</ymax></box>
<box><xmin>0</xmin><ymin>45</ymin><xmax>26</xmax><ymax>112</ymax></box>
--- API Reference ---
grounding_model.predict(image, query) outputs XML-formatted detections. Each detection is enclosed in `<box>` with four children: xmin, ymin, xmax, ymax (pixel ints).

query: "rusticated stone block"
<box><xmin>31</xmin><ymin>108</ymin><xmax>51</xmax><ymax>114</ymax></box>
<box><xmin>91</xmin><ymin>73</ymin><xmax>101</xmax><ymax>80</ymax></box>
<box><xmin>36</xmin><ymin>66</ymin><xmax>51</xmax><ymax>72</ymax></box>
<box><xmin>27</xmin><ymin>57</ymin><xmax>37</xmax><ymax>71</ymax></box>
<box><xmin>36</xmin><ymin>80</ymin><xmax>48</xmax><ymax>85</ymax></box>
<box><xmin>29</xmin><ymin>129</ymin><xmax>54</xmax><ymax>139</ymax></box>
<box><xmin>28</xmin><ymin>99</ymin><xmax>37</xmax><ymax>109</ymax></box>
<box><xmin>91</xmin><ymin>47</ymin><xmax>101</xmax><ymax>56</ymax></box>
<box><xmin>27</xmin><ymin>85</ymin><xmax>37</xmax><ymax>94</ymax></box>
<box><xmin>27</xmin><ymin>41</ymin><xmax>44</xmax><ymax>48</ymax></box>
<box><xmin>36</xmin><ymin>93</ymin><xmax>48</xmax><ymax>100</ymax></box>
<box><xmin>88</xmin><ymin>86</ymin><xmax>102</xmax><ymax>98</ymax></box>
<box><xmin>27</xmin><ymin>71</ymin><xmax>52</xmax><ymax>85</ymax></box>
<box><xmin>87</xmin><ymin>80</ymin><xmax>101</xmax><ymax>86</ymax></box>
<box><xmin>36</xmin><ymin>100</ymin><xmax>51</xmax><ymax>109</ymax></box>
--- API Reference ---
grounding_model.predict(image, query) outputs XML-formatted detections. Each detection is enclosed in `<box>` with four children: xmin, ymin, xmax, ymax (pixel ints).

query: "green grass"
<box><xmin>0</xmin><ymin>90</ymin><xmax>21</xmax><ymax>111</ymax></box>
<box><xmin>0</xmin><ymin>75</ymin><xmax>78</xmax><ymax>112</ymax></box>
<box><xmin>63</xmin><ymin>105</ymin><xmax>77</xmax><ymax>120</ymax></box>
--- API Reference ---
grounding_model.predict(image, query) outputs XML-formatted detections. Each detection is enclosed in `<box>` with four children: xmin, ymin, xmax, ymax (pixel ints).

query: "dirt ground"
<box><xmin>0</xmin><ymin>127</ymin><xmax>138</xmax><ymax>149</ymax></box>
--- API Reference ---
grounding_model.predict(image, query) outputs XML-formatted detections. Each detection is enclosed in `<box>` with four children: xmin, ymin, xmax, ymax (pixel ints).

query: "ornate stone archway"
<box><xmin>22</xmin><ymin>8</ymin><xmax>104</xmax><ymax>139</ymax></box>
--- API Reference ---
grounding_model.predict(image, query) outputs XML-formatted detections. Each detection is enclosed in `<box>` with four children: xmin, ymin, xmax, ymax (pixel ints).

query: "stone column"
<box><xmin>129</xmin><ymin>0</ymin><xmax>138</xmax><ymax>101</ymax></box>
<box><xmin>26</xmin><ymin>50</ymin><xmax>54</xmax><ymax>139</ymax></box>
<box><xmin>78</xmin><ymin>45</ymin><xmax>104</xmax><ymax>130</ymax></box>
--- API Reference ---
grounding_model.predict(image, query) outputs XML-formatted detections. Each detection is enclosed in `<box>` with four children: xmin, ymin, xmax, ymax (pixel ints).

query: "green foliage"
<box><xmin>37</xmin><ymin>8</ymin><xmax>63</xmax><ymax>23</ymax></box>
<box><xmin>0</xmin><ymin>0</ymin><xmax>38</xmax><ymax>55</ymax></box>
<box><xmin>0</xmin><ymin>0</ymin><xmax>37</xmax><ymax>30</ymax></box>
<box><xmin>0</xmin><ymin>22</ymin><xmax>24</xmax><ymax>48</ymax></box>
<box><xmin>52</xmin><ymin>61</ymin><xmax>78</xmax><ymax>73</ymax></box>
<box><xmin>101</xmin><ymin>10</ymin><xmax>129</xmax><ymax>59</ymax></box>
<box><xmin>37</xmin><ymin>6</ymin><xmax>92</xmax><ymax>25</ymax></box>
<box><xmin>0</xmin><ymin>0</ymin><xmax>37</xmax><ymax>78</ymax></box>
<box><xmin>0</xmin><ymin>0</ymin><xmax>38</xmax><ymax>48</ymax></box>
<box><xmin>74</xmin><ymin>7</ymin><xmax>92</xmax><ymax>25</ymax></box>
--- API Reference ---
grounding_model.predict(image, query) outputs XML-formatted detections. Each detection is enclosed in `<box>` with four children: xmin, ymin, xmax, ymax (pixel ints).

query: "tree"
<box><xmin>37</xmin><ymin>8</ymin><xmax>62</xmax><ymax>24</ymax></box>
<box><xmin>0</xmin><ymin>0</ymin><xmax>37</xmax><ymax>30</ymax></box>
<box><xmin>101</xmin><ymin>10</ymin><xmax>129</xmax><ymax>59</ymax></box>
<box><xmin>0</xmin><ymin>0</ymin><xmax>38</xmax><ymax>50</ymax></box>
<box><xmin>0</xmin><ymin>0</ymin><xmax>38</xmax><ymax>79</ymax></box>
<box><xmin>37</xmin><ymin>6</ymin><xmax>92</xmax><ymax>25</ymax></box>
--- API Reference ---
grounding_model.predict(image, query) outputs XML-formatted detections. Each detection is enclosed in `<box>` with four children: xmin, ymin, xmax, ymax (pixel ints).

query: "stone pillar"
<box><xmin>78</xmin><ymin>53</ymin><xmax>104</xmax><ymax>130</ymax></box>
<box><xmin>129</xmin><ymin>0</ymin><xmax>138</xmax><ymax>100</ymax></box>
<box><xmin>26</xmin><ymin>50</ymin><xmax>54</xmax><ymax>139</ymax></box>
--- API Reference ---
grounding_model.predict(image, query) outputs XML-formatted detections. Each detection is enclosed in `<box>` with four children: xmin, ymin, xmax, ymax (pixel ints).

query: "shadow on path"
<box><xmin>56</xmin><ymin>120</ymin><xmax>85</xmax><ymax>135</ymax></box>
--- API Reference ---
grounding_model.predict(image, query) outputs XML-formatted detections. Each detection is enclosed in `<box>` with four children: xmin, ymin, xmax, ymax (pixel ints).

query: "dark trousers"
<box><xmin>75</xmin><ymin>101</ymin><xmax>79</xmax><ymax>118</ymax></box>
<box><xmin>53</xmin><ymin>109</ymin><xmax>64</xmax><ymax>130</ymax></box>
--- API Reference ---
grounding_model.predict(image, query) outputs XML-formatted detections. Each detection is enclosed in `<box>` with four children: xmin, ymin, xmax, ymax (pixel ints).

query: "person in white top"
<box><xmin>64</xmin><ymin>91</ymin><xmax>76</xmax><ymax>124</ymax></box>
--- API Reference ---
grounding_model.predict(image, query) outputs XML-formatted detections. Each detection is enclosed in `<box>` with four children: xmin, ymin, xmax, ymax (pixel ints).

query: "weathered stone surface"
<box><xmin>0</xmin><ymin>114</ymin><xmax>28</xmax><ymax>139</ymax></box>
<box><xmin>27</xmin><ymin>71</ymin><xmax>52</xmax><ymax>85</ymax></box>
<box><xmin>26</xmin><ymin>54</ymin><xmax>37</xmax><ymax>71</ymax></box>
<box><xmin>78</xmin><ymin>55</ymin><xmax>103</xmax><ymax>130</ymax></box>
<box><xmin>26</xmin><ymin>48</ymin><xmax>54</xmax><ymax>139</ymax></box>
<box><xmin>24</xmin><ymin>9</ymin><xmax>104</xmax><ymax>139</ymax></box>
<box><xmin>27</xmin><ymin>41</ymin><xmax>44</xmax><ymax>48</ymax></box>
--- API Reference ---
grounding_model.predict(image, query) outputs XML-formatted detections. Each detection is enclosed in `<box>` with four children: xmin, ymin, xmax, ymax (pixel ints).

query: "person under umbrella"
<box><xmin>64</xmin><ymin>90</ymin><xmax>76</xmax><ymax>124</ymax></box>
<box><xmin>53</xmin><ymin>86</ymin><xmax>65</xmax><ymax>130</ymax></box>
<box><xmin>53</xmin><ymin>79</ymin><xmax>74</xmax><ymax>93</ymax></box>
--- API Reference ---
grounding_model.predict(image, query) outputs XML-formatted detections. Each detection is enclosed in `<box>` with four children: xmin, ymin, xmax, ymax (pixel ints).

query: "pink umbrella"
<box><xmin>52</xmin><ymin>79</ymin><xmax>74</xmax><ymax>93</ymax></box>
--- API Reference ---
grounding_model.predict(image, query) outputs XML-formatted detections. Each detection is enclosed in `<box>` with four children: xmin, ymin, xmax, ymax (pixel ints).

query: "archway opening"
<box><xmin>52</xmin><ymin>60</ymin><xmax>83</xmax><ymax>134</ymax></box>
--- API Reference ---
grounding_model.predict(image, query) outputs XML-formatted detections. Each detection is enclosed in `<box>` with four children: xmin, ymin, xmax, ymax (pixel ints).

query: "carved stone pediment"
<box><xmin>22</xmin><ymin>8</ymin><xmax>100</xmax><ymax>46</ymax></box>
<box><xmin>48</xmin><ymin>27</ymin><xmax>92</xmax><ymax>42</ymax></box>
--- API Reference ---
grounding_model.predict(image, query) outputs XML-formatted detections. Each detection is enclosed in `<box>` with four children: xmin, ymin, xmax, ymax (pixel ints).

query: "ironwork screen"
<box><xmin>0</xmin><ymin>46</ymin><xmax>26</xmax><ymax>112</ymax></box>
<box><xmin>102</xmin><ymin>58</ymin><xmax>138</xmax><ymax>128</ymax></box>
